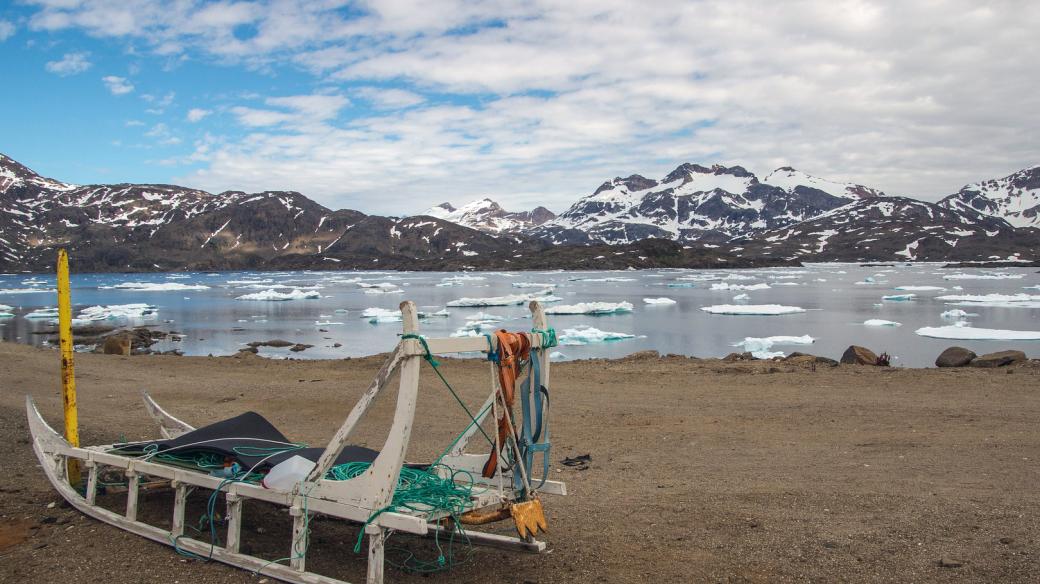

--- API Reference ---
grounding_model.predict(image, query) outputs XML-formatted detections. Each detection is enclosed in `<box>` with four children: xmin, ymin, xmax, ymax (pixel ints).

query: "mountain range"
<box><xmin>1</xmin><ymin>152</ymin><xmax>1037</xmax><ymax>272</ymax></box>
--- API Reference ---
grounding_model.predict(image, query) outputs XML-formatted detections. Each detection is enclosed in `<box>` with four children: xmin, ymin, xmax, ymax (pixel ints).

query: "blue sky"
<box><xmin>1</xmin><ymin>1</ymin><xmax>1038</xmax><ymax>213</ymax></box>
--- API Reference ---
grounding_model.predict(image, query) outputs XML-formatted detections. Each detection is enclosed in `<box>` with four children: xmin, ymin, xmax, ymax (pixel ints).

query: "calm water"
<box><xmin>1</xmin><ymin>264</ymin><xmax>1038</xmax><ymax>367</ymax></box>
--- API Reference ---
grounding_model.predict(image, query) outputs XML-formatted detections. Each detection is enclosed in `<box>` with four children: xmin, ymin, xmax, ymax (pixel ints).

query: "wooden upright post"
<box><xmin>57</xmin><ymin>248</ymin><xmax>80</xmax><ymax>485</ymax></box>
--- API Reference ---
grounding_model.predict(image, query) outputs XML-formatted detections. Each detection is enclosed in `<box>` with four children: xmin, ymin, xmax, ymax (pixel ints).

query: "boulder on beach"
<box><xmin>840</xmin><ymin>345</ymin><xmax>879</xmax><ymax>366</ymax></box>
<box><xmin>935</xmin><ymin>347</ymin><xmax>976</xmax><ymax>368</ymax></box>
<box><xmin>785</xmin><ymin>352</ymin><xmax>839</xmax><ymax>367</ymax></box>
<box><xmin>969</xmin><ymin>350</ymin><xmax>1026</xmax><ymax>368</ymax></box>
<box><xmin>722</xmin><ymin>351</ymin><xmax>757</xmax><ymax>362</ymax></box>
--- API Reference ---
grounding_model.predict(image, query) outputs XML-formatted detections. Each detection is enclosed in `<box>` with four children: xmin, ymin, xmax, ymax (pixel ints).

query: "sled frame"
<box><xmin>26</xmin><ymin>300</ymin><xmax>565</xmax><ymax>584</ymax></box>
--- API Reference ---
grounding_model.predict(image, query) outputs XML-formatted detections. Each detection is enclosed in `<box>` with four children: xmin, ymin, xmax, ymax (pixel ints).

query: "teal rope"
<box><xmin>531</xmin><ymin>327</ymin><xmax>557</xmax><ymax>349</ymax></box>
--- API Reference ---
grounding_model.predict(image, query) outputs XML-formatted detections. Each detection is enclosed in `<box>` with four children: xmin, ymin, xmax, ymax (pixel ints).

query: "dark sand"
<box><xmin>1</xmin><ymin>342</ymin><xmax>1038</xmax><ymax>583</ymax></box>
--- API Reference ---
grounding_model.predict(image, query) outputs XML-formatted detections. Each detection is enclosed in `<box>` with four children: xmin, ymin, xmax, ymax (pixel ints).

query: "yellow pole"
<box><xmin>57</xmin><ymin>249</ymin><xmax>81</xmax><ymax>485</ymax></box>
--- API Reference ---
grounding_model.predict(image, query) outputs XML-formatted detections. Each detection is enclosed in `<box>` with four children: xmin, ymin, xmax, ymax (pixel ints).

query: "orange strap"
<box><xmin>481</xmin><ymin>330</ymin><xmax>531</xmax><ymax>478</ymax></box>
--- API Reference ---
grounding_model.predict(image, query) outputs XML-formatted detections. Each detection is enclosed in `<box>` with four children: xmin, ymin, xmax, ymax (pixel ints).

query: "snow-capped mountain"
<box><xmin>737</xmin><ymin>197</ymin><xmax>1036</xmax><ymax>262</ymax></box>
<box><xmin>938</xmin><ymin>165</ymin><xmax>1040</xmax><ymax>229</ymax></box>
<box><xmin>530</xmin><ymin>163</ymin><xmax>881</xmax><ymax>245</ymax></box>
<box><xmin>420</xmin><ymin>198</ymin><xmax>555</xmax><ymax>234</ymax></box>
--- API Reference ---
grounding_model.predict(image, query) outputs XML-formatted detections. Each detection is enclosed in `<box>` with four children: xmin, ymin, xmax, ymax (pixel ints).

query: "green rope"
<box><xmin>531</xmin><ymin>327</ymin><xmax>557</xmax><ymax>349</ymax></box>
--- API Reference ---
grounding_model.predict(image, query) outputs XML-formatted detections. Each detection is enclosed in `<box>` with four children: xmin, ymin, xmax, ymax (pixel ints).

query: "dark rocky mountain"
<box><xmin>420</xmin><ymin>198</ymin><xmax>556</xmax><ymax>234</ymax></box>
<box><xmin>736</xmin><ymin>196</ymin><xmax>1040</xmax><ymax>262</ymax></box>
<box><xmin>529</xmin><ymin>164</ymin><xmax>882</xmax><ymax>245</ymax></box>
<box><xmin>938</xmin><ymin>165</ymin><xmax>1040</xmax><ymax>229</ymax></box>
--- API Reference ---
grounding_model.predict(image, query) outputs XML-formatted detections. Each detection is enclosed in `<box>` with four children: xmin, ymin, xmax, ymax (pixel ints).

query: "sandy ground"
<box><xmin>1</xmin><ymin>341</ymin><xmax>1039</xmax><ymax>583</ymax></box>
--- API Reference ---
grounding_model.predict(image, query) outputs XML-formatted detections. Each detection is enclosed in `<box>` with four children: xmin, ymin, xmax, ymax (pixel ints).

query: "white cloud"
<box><xmin>45</xmin><ymin>52</ymin><xmax>92</xmax><ymax>76</ymax></box>
<box><xmin>0</xmin><ymin>19</ymin><xmax>15</xmax><ymax>42</ymax></box>
<box><xmin>186</xmin><ymin>108</ymin><xmax>211</xmax><ymax>122</ymax></box>
<box><xmin>102</xmin><ymin>75</ymin><xmax>134</xmax><ymax>95</ymax></box>
<box><xmin>145</xmin><ymin>122</ymin><xmax>180</xmax><ymax>145</ymax></box>
<box><xmin>20</xmin><ymin>1</ymin><xmax>1040</xmax><ymax>212</ymax></box>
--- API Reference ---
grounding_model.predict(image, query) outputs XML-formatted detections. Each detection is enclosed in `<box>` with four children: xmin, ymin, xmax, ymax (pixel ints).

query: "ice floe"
<box><xmin>363</xmin><ymin>287</ymin><xmax>404</xmax><ymax>295</ymax></box>
<box><xmin>362</xmin><ymin>307</ymin><xmax>451</xmax><ymax>324</ymax></box>
<box><xmin>881</xmin><ymin>294</ymin><xmax>916</xmax><ymax>301</ymax></box>
<box><xmin>666</xmin><ymin>282</ymin><xmax>696</xmax><ymax>288</ymax></box>
<box><xmin>893</xmin><ymin>286</ymin><xmax>946</xmax><ymax>291</ymax></box>
<box><xmin>76</xmin><ymin>303</ymin><xmax>158</xmax><ymax>322</ymax></box>
<box><xmin>511</xmin><ymin>282</ymin><xmax>556</xmax><ymax>288</ymax></box>
<box><xmin>700</xmin><ymin>304</ymin><xmax>807</xmax><ymax>316</ymax></box>
<box><xmin>914</xmin><ymin>325</ymin><xmax>1040</xmax><ymax>341</ymax></box>
<box><xmin>642</xmin><ymin>297</ymin><xmax>677</xmax><ymax>306</ymax></box>
<box><xmin>942</xmin><ymin>273</ymin><xmax>1024</xmax><ymax>280</ymax></box>
<box><xmin>733</xmin><ymin>335</ymin><xmax>815</xmax><ymax>359</ymax></box>
<box><xmin>25</xmin><ymin>307</ymin><xmax>59</xmax><ymax>319</ymax></box>
<box><xmin>940</xmin><ymin>309</ymin><xmax>975</xmax><ymax>319</ymax></box>
<box><xmin>710</xmin><ymin>282</ymin><xmax>771</xmax><ymax>291</ymax></box>
<box><xmin>732</xmin><ymin>293</ymin><xmax>750</xmax><ymax>301</ymax></box>
<box><xmin>0</xmin><ymin>288</ymin><xmax>57</xmax><ymax>294</ymax></box>
<box><xmin>937</xmin><ymin>293</ymin><xmax>1040</xmax><ymax>303</ymax></box>
<box><xmin>567</xmin><ymin>277</ymin><xmax>636</xmax><ymax>282</ymax></box>
<box><xmin>546</xmin><ymin>302</ymin><xmax>633</xmax><ymax>315</ymax></box>
<box><xmin>558</xmin><ymin>325</ymin><xmax>639</xmax><ymax>345</ymax></box>
<box><xmin>863</xmin><ymin>319</ymin><xmax>901</xmax><ymax>327</ymax></box>
<box><xmin>101</xmin><ymin>282</ymin><xmax>210</xmax><ymax>291</ymax></box>
<box><xmin>235</xmin><ymin>289</ymin><xmax>322</xmax><ymax>301</ymax></box>
<box><xmin>446</xmin><ymin>291</ymin><xmax>561</xmax><ymax>307</ymax></box>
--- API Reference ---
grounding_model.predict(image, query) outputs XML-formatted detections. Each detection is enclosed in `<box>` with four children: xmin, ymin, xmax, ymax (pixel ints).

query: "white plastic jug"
<box><xmin>262</xmin><ymin>455</ymin><xmax>316</xmax><ymax>490</ymax></box>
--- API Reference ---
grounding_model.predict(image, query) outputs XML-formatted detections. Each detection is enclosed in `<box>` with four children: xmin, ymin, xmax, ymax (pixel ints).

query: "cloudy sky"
<box><xmin>1</xmin><ymin>1</ymin><xmax>1037</xmax><ymax>214</ymax></box>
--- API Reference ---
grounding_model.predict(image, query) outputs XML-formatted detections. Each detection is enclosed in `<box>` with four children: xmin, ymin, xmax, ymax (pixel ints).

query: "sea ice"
<box><xmin>732</xmin><ymin>293</ymin><xmax>750</xmax><ymax>301</ymax></box>
<box><xmin>700</xmin><ymin>304</ymin><xmax>807</xmax><ymax>316</ymax></box>
<box><xmin>733</xmin><ymin>335</ymin><xmax>815</xmax><ymax>359</ymax></box>
<box><xmin>361</xmin><ymin>307</ymin><xmax>401</xmax><ymax>323</ymax></box>
<box><xmin>863</xmin><ymin>319</ymin><xmax>901</xmax><ymax>327</ymax></box>
<box><xmin>893</xmin><ymin>286</ymin><xmax>946</xmax><ymax>291</ymax></box>
<box><xmin>102</xmin><ymin>282</ymin><xmax>210</xmax><ymax>291</ymax></box>
<box><xmin>235</xmin><ymin>289</ymin><xmax>322</xmax><ymax>301</ymax></box>
<box><xmin>558</xmin><ymin>325</ymin><xmax>638</xmax><ymax>345</ymax></box>
<box><xmin>936</xmin><ymin>293</ymin><xmax>1040</xmax><ymax>304</ymax></box>
<box><xmin>914</xmin><ymin>325</ymin><xmax>1040</xmax><ymax>341</ymax></box>
<box><xmin>512</xmin><ymin>282</ymin><xmax>556</xmax><ymax>288</ymax></box>
<box><xmin>363</xmin><ymin>287</ymin><xmax>404</xmax><ymax>295</ymax></box>
<box><xmin>942</xmin><ymin>273</ymin><xmax>1024</xmax><ymax>280</ymax></box>
<box><xmin>567</xmin><ymin>277</ymin><xmax>636</xmax><ymax>282</ymax></box>
<box><xmin>549</xmin><ymin>351</ymin><xmax>567</xmax><ymax>360</ymax></box>
<box><xmin>76</xmin><ymin>303</ymin><xmax>158</xmax><ymax>321</ymax></box>
<box><xmin>546</xmin><ymin>302</ymin><xmax>634</xmax><ymax>315</ymax></box>
<box><xmin>666</xmin><ymin>283</ymin><xmax>696</xmax><ymax>288</ymax></box>
<box><xmin>940</xmin><ymin>309</ymin><xmax>975</xmax><ymax>319</ymax></box>
<box><xmin>710</xmin><ymin>282</ymin><xmax>771</xmax><ymax>291</ymax></box>
<box><xmin>881</xmin><ymin>294</ymin><xmax>916</xmax><ymax>301</ymax></box>
<box><xmin>0</xmin><ymin>288</ymin><xmax>57</xmax><ymax>294</ymax></box>
<box><xmin>447</xmin><ymin>291</ymin><xmax>560</xmax><ymax>307</ymax></box>
<box><xmin>642</xmin><ymin>297</ymin><xmax>677</xmax><ymax>306</ymax></box>
<box><xmin>25</xmin><ymin>308</ymin><xmax>59</xmax><ymax>319</ymax></box>
<box><xmin>466</xmin><ymin>312</ymin><xmax>505</xmax><ymax>322</ymax></box>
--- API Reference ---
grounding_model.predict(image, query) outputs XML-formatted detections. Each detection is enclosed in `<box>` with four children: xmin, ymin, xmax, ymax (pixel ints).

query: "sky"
<box><xmin>0</xmin><ymin>1</ymin><xmax>1037</xmax><ymax>215</ymax></box>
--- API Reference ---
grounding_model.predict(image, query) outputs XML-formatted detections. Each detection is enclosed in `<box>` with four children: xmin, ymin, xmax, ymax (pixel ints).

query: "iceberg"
<box><xmin>0</xmin><ymin>288</ymin><xmax>57</xmax><ymax>294</ymax></box>
<box><xmin>893</xmin><ymin>286</ymin><xmax>946</xmax><ymax>291</ymax></box>
<box><xmin>881</xmin><ymin>294</ymin><xmax>916</xmax><ymax>301</ymax></box>
<box><xmin>235</xmin><ymin>289</ymin><xmax>322</xmax><ymax>301</ymax></box>
<box><xmin>546</xmin><ymin>302</ymin><xmax>634</xmax><ymax>315</ymax></box>
<box><xmin>25</xmin><ymin>307</ymin><xmax>59</xmax><ymax>319</ymax></box>
<box><xmin>733</xmin><ymin>335</ymin><xmax>815</xmax><ymax>359</ymax></box>
<box><xmin>642</xmin><ymin>297</ymin><xmax>677</xmax><ymax>306</ymax></box>
<box><xmin>447</xmin><ymin>291</ymin><xmax>560</xmax><ymax>307</ymax></box>
<box><xmin>76</xmin><ymin>303</ymin><xmax>158</xmax><ymax>321</ymax></box>
<box><xmin>942</xmin><ymin>273</ymin><xmax>1024</xmax><ymax>280</ymax></box>
<box><xmin>0</xmin><ymin>303</ymin><xmax>12</xmax><ymax>311</ymax></box>
<box><xmin>361</xmin><ymin>307</ymin><xmax>401</xmax><ymax>323</ymax></box>
<box><xmin>915</xmin><ymin>325</ymin><xmax>1040</xmax><ymax>341</ymax></box>
<box><xmin>863</xmin><ymin>319</ymin><xmax>901</xmax><ymax>327</ymax></box>
<box><xmin>558</xmin><ymin>325</ymin><xmax>638</xmax><ymax>345</ymax></box>
<box><xmin>940</xmin><ymin>309</ymin><xmax>975</xmax><ymax>319</ymax></box>
<box><xmin>101</xmin><ymin>282</ymin><xmax>210</xmax><ymax>291</ymax></box>
<box><xmin>700</xmin><ymin>304</ymin><xmax>807</xmax><ymax>316</ymax></box>
<box><xmin>710</xmin><ymin>282</ymin><xmax>771</xmax><ymax>291</ymax></box>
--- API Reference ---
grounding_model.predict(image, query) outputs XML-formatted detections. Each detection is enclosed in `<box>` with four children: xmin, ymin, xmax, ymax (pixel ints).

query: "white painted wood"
<box><xmin>290</xmin><ymin>505</ymin><xmax>308</xmax><ymax>572</ymax></box>
<box><xmin>426</xmin><ymin>523</ymin><xmax>547</xmax><ymax>553</ymax></box>
<box><xmin>125</xmin><ymin>468</ymin><xmax>140</xmax><ymax>522</ymax></box>
<box><xmin>171</xmin><ymin>481</ymin><xmax>187</xmax><ymax>537</ymax></box>
<box><xmin>366</xmin><ymin>526</ymin><xmax>385</xmax><ymax>584</ymax></box>
<box><xmin>225</xmin><ymin>492</ymin><xmax>243</xmax><ymax>553</ymax></box>
<box><xmin>85</xmin><ymin>461</ymin><xmax>98</xmax><ymax>505</ymax></box>
<box><xmin>141</xmin><ymin>390</ymin><xmax>195</xmax><ymax>438</ymax></box>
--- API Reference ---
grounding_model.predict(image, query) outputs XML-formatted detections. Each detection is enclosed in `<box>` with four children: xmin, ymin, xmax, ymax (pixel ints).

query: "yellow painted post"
<box><xmin>57</xmin><ymin>249</ymin><xmax>81</xmax><ymax>485</ymax></box>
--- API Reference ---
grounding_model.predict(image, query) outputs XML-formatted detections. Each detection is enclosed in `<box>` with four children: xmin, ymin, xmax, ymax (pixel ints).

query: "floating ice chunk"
<box><xmin>943</xmin><ymin>273</ymin><xmax>1024</xmax><ymax>280</ymax></box>
<box><xmin>450</xmin><ymin>327</ymin><xmax>482</xmax><ymax>337</ymax></box>
<box><xmin>361</xmin><ymin>307</ymin><xmax>401</xmax><ymax>323</ymax></box>
<box><xmin>0</xmin><ymin>304</ymin><xmax>12</xmax><ymax>311</ymax></box>
<box><xmin>733</xmin><ymin>335</ymin><xmax>815</xmax><ymax>359</ymax></box>
<box><xmin>863</xmin><ymin>319</ymin><xmax>901</xmax><ymax>327</ymax></box>
<box><xmin>226</xmin><ymin>279</ymin><xmax>273</xmax><ymax>285</ymax></box>
<box><xmin>1024</xmin><ymin>285</ymin><xmax>1040</xmax><ymax>290</ymax></box>
<box><xmin>666</xmin><ymin>282</ymin><xmax>696</xmax><ymax>288</ymax></box>
<box><xmin>363</xmin><ymin>287</ymin><xmax>404</xmax><ymax>295</ymax></box>
<box><xmin>732</xmin><ymin>293</ymin><xmax>750</xmax><ymax>301</ymax></box>
<box><xmin>512</xmin><ymin>282</ymin><xmax>556</xmax><ymax>289</ymax></box>
<box><xmin>642</xmin><ymin>297</ymin><xmax>677</xmax><ymax>306</ymax></box>
<box><xmin>567</xmin><ymin>277</ymin><xmax>636</xmax><ymax>282</ymax></box>
<box><xmin>546</xmin><ymin>301</ymin><xmax>634</xmax><ymax>315</ymax></box>
<box><xmin>77</xmin><ymin>303</ymin><xmax>157</xmax><ymax>321</ymax></box>
<box><xmin>314</xmin><ymin>321</ymin><xmax>344</xmax><ymax>326</ymax></box>
<box><xmin>447</xmin><ymin>290</ymin><xmax>560</xmax><ymax>307</ymax></box>
<box><xmin>441</xmin><ymin>274</ymin><xmax>486</xmax><ymax>282</ymax></box>
<box><xmin>710</xmin><ymin>282</ymin><xmax>771</xmax><ymax>291</ymax></box>
<box><xmin>881</xmin><ymin>294</ymin><xmax>916</xmax><ymax>301</ymax></box>
<box><xmin>700</xmin><ymin>304</ymin><xmax>807</xmax><ymax>315</ymax></box>
<box><xmin>549</xmin><ymin>351</ymin><xmax>567</xmax><ymax>360</ymax></box>
<box><xmin>334</xmin><ymin>309</ymin><xmax>349</xmax><ymax>314</ymax></box>
<box><xmin>466</xmin><ymin>312</ymin><xmax>504</xmax><ymax>322</ymax></box>
<box><xmin>0</xmin><ymin>288</ymin><xmax>57</xmax><ymax>294</ymax></box>
<box><xmin>357</xmin><ymin>282</ymin><xmax>400</xmax><ymax>289</ymax></box>
<box><xmin>236</xmin><ymin>289</ymin><xmax>322</xmax><ymax>301</ymax></box>
<box><xmin>421</xmin><ymin>309</ymin><xmax>451</xmax><ymax>318</ymax></box>
<box><xmin>558</xmin><ymin>325</ymin><xmax>638</xmax><ymax>345</ymax></box>
<box><xmin>894</xmin><ymin>286</ymin><xmax>946</xmax><ymax>291</ymax></box>
<box><xmin>915</xmin><ymin>325</ymin><xmax>1040</xmax><ymax>341</ymax></box>
<box><xmin>940</xmin><ymin>309</ymin><xmax>976</xmax><ymax>319</ymax></box>
<box><xmin>101</xmin><ymin>282</ymin><xmax>210</xmax><ymax>291</ymax></box>
<box><xmin>937</xmin><ymin>293</ymin><xmax>1040</xmax><ymax>303</ymax></box>
<box><xmin>25</xmin><ymin>307</ymin><xmax>59</xmax><ymax>319</ymax></box>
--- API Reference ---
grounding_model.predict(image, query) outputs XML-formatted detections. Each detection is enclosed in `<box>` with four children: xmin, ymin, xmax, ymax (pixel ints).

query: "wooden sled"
<box><xmin>26</xmin><ymin>300</ymin><xmax>566</xmax><ymax>584</ymax></box>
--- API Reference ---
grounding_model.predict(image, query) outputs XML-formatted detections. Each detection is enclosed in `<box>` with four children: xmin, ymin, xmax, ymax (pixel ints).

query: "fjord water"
<box><xmin>1</xmin><ymin>264</ymin><xmax>1038</xmax><ymax>367</ymax></box>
